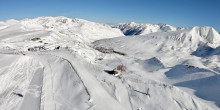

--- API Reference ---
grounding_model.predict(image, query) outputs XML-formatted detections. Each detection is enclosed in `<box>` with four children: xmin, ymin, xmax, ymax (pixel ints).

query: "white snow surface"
<box><xmin>0</xmin><ymin>16</ymin><xmax>220</xmax><ymax>110</ymax></box>
<box><xmin>112</xmin><ymin>22</ymin><xmax>179</xmax><ymax>35</ymax></box>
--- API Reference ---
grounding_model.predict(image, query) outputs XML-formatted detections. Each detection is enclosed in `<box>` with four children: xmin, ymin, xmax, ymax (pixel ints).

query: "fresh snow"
<box><xmin>0</xmin><ymin>16</ymin><xmax>220</xmax><ymax>110</ymax></box>
<box><xmin>112</xmin><ymin>22</ymin><xmax>179</xmax><ymax>36</ymax></box>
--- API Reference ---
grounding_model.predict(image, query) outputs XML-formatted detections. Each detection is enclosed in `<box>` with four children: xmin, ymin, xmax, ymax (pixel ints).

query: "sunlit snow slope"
<box><xmin>112</xmin><ymin>22</ymin><xmax>179</xmax><ymax>35</ymax></box>
<box><xmin>0</xmin><ymin>16</ymin><xmax>220</xmax><ymax>110</ymax></box>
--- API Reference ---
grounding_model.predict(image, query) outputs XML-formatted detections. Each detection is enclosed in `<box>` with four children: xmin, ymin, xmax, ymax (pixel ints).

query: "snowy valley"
<box><xmin>0</xmin><ymin>16</ymin><xmax>220</xmax><ymax>110</ymax></box>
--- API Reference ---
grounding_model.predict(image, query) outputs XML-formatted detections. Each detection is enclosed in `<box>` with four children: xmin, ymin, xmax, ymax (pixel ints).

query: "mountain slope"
<box><xmin>112</xmin><ymin>22</ymin><xmax>179</xmax><ymax>35</ymax></box>
<box><xmin>0</xmin><ymin>16</ymin><xmax>124</xmax><ymax>61</ymax></box>
<box><xmin>0</xmin><ymin>17</ymin><xmax>219</xmax><ymax>110</ymax></box>
<box><xmin>93</xmin><ymin>25</ymin><xmax>220</xmax><ymax>109</ymax></box>
<box><xmin>21</xmin><ymin>16</ymin><xmax>124</xmax><ymax>42</ymax></box>
<box><xmin>94</xmin><ymin>26</ymin><xmax>220</xmax><ymax>60</ymax></box>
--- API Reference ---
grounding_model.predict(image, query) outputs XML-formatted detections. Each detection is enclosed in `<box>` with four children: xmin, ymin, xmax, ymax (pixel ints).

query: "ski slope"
<box><xmin>0</xmin><ymin>16</ymin><xmax>220</xmax><ymax>110</ymax></box>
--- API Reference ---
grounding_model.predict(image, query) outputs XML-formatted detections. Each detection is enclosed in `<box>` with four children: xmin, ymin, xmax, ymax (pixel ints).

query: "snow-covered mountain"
<box><xmin>93</xmin><ymin>24</ymin><xmax>220</xmax><ymax>109</ymax></box>
<box><xmin>21</xmin><ymin>17</ymin><xmax>124</xmax><ymax>42</ymax></box>
<box><xmin>95</xmin><ymin>26</ymin><xmax>220</xmax><ymax>58</ymax></box>
<box><xmin>112</xmin><ymin>22</ymin><xmax>180</xmax><ymax>35</ymax></box>
<box><xmin>0</xmin><ymin>16</ymin><xmax>220</xmax><ymax>110</ymax></box>
<box><xmin>0</xmin><ymin>16</ymin><xmax>123</xmax><ymax>61</ymax></box>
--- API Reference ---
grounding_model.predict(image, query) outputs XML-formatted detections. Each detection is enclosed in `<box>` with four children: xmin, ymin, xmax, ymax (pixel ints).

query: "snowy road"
<box><xmin>19</xmin><ymin>68</ymin><xmax>44</xmax><ymax>110</ymax></box>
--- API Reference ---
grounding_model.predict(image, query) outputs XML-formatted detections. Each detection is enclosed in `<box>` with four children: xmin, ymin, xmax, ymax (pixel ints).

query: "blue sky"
<box><xmin>0</xmin><ymin>0</ymin><xmax>220</xmax><ymax>31</ymax></box>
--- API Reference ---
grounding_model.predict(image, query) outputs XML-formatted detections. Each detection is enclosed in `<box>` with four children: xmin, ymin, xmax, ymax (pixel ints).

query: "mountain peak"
<box><xmin>189</xmin><ymin>26</ymin><xmax>220</xmax><ymax>46</ymax></box>
<box><xmin>112</xmin><ymin>22</ymin><xmax>178</xmax><ymax>36</ymax></box>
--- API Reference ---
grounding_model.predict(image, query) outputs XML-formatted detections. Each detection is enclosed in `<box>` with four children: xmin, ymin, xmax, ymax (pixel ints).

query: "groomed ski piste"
<box><xmin>0</xmin><ymin>16</ymin><xmax>220</xmax><ymax>110</ymax></box>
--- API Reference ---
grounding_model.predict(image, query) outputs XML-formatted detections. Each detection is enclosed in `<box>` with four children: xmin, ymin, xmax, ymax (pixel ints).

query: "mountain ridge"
<box><xmin>0</xmin><ymin>16</ymin><xmax>219</xmax><ymax>110</ymax></box>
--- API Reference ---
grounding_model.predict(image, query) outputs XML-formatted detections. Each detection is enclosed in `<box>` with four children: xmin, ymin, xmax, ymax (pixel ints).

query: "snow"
<box><xmin>93</xmin><ymin>24</ymin><xmax>220</xmax><ymax>109</ymax></box>
<box><xmin>136</xmin><ymin>57</ymin><xmax>165</xmax><ymax>72</ymax></box>
<box><xmin>0</xmin><ymin>16</ymin><xmax>220</xmax><ymax>110</ymax></box>
<box><xmin>112</xmin><ymin>22</ymin><xmax>178</xmax><ymax>35</ymax></box>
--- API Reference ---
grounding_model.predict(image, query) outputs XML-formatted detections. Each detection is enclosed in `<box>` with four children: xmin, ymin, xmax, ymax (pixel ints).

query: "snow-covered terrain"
<box><xmin>0</xmin><ymin>16</ymin><xmax>220</xmax><ymax>110</ymax></box>
<box><xmin>112</xmin><ymin>22</ymin><xmax>180</xmax><ymax>35</ymax></box>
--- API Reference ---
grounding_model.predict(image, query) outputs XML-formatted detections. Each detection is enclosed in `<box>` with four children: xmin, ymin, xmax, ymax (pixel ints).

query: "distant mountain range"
<box><xmin>112</xmin><ymin>22</ymin><xmax>184</xmax><ymax>36</ymax></box>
